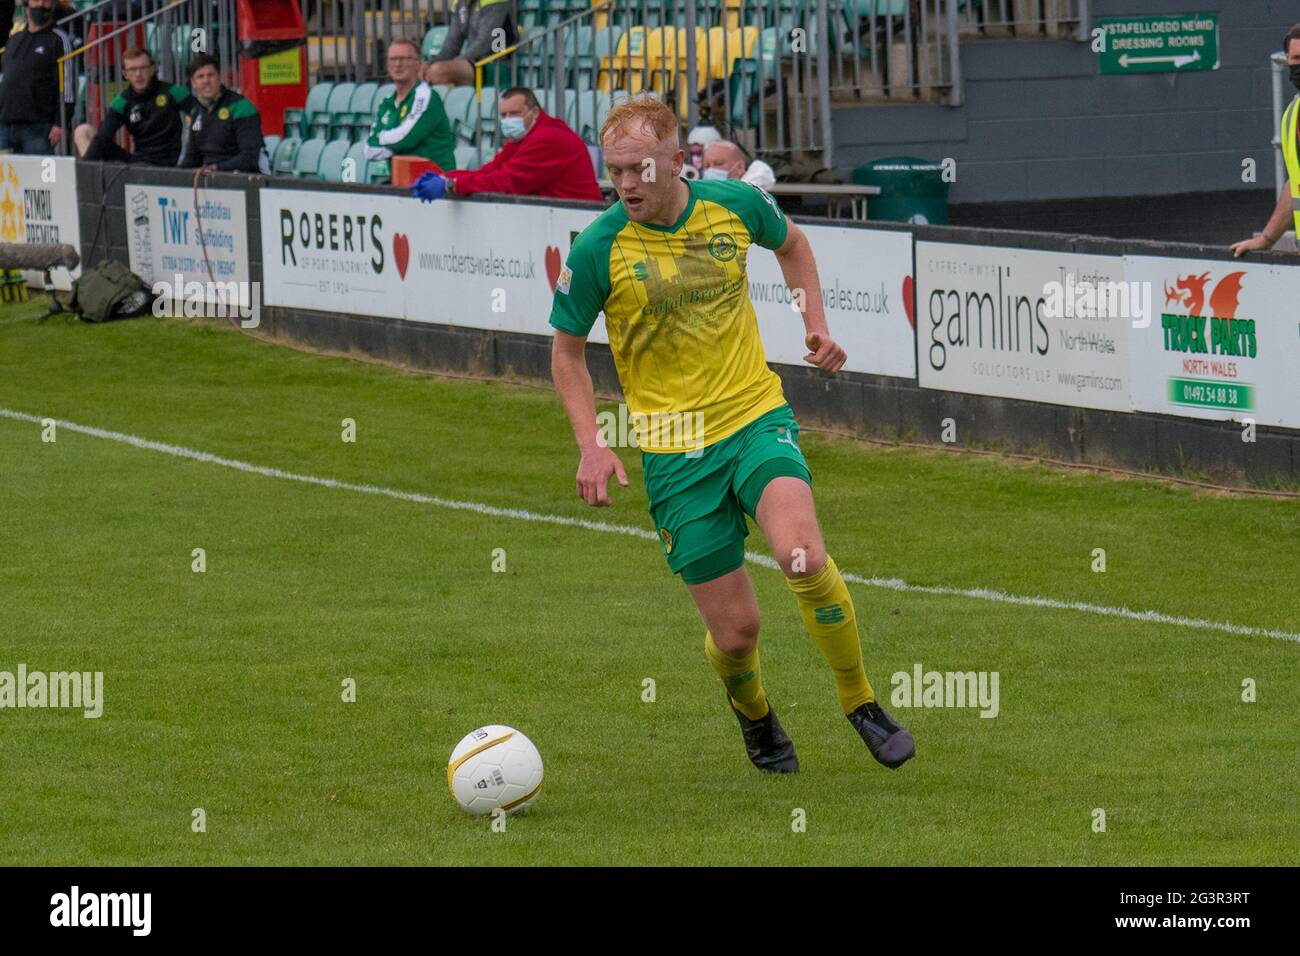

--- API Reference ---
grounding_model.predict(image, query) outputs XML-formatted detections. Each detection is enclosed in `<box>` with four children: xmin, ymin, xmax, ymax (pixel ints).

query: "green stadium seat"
<box><xmin>441</xmin><ymin>86</ymin><xmax>476</xmax><ymax>143</ymax></box>
<box><xmin>318</xmin><ymin>139</ymin><xmax>352</xmax><ymax>182</ymax></box>
<box><xmin>469</xmin><ymin>88</ymin><xmax>499</xmax><ymax>139</ymax></box>
<box><xmin>272</xmin><ymin>137</ymin><xmax>301</xmax><ymax>175</ymax></box>
<box><xmin>327</xmin><ymin>114</ymin><xmax>355</xmax><ymax>140</ymax></box>
<box><xmin>264</xmin><ymin>134</ymin><xmax>282</xmax><ymax>156</ymax></box>
<box><xmin>292</xmin><ymin>137</ymin><xmax>326</xmax><ymax>178</ymax></box>
<box><xmin>454</xmin><ymin>144</ymin><xmax>478</xmax><ymax>170</ymax></box>
<box><xmin>344</xmin><ymin>141</ymin><xmax>372</xmax><ymax>183</ymax></box>
<box><xmin>573</xmin><ymin>90</ymin><xmax>609</xmax><ymax>143</ymax></box>
<box><xmin>286</xmin><ymin>82</ymin><xmax>333</xmax><ymax>139</ymax></box>
<box><xmin>518</xmin><ymin>0</ymin><xmax>548</xmax><ymax>31</ymax></box>
<box><xmin>423</xmin><ymin>25</ymin><xmax>449</xmax><ymax>58</ymax></box>
<box><xmin>375</xmin><ymin>82</ymin><xmax>396</xmax><ymax>105</ymax></box>
<box><xmin>326</xmin><ymin>82</ymin><xmax>357</xmax><ymax>115</ymax></box>
<box><xmin>307</xmin><ymin>112</ymin><xmax>332</xmax><ymax>140</ymax></box>
<box><xmin>348</xmin><ymin>82</ymin><xmax>379</xmax><ymax>114</ymax></box>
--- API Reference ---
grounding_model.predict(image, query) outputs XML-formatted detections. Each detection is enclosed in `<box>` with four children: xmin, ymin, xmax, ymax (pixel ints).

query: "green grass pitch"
<box><xmin>1</xmin><ymin>300</ymin><xmax>1297</xmax><ymax>866</ymax></box>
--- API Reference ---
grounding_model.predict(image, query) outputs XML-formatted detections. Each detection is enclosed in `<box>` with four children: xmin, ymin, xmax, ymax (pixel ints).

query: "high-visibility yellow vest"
<box><xmin>1283</xmin><ymin>94</ymin><xmax>1300</xmax><ymax>233</ymax></box>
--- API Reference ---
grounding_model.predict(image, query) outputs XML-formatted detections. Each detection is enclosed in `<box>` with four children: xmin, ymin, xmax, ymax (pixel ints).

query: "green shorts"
<box><xmin>642</xmin><ymin>404</ymin><xmax>812</xmax><ymax>585</ymax></box>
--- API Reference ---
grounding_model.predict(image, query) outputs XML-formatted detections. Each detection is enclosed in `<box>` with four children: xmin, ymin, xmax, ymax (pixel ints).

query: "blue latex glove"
<box><xmin>411</xmin><ymin>172</ymin><xmax>447</xmax><ymax>202</ymax></box>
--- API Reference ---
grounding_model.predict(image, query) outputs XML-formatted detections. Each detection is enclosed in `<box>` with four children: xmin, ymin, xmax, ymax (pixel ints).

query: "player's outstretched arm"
<box><xmin>550</xmin><ymin>331</ymin><xmax>629</xmax><ymax>507</ymax></box>
<box><xmin>774</xmin><ymin>221</ymin><xmax>846</xmax><ymax>373</ymax></box>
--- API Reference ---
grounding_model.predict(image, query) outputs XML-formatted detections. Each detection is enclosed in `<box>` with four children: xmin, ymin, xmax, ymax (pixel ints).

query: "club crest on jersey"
<box><xmin>218</xmin><ymin>107</ymin><xmax>231</xmax><ymax>120</ymax></box>
<box><xmin>556</xmin><ymin>266</ymin><xmax>572</xmax><ymax>294</ymax></box>
<box><xmin>659</xmin><ymin>528</ymin><xmax>673</xmax><ymax>553</ymax></box>
<box><xmin>708</xmin><ymin>233</ymin><xmax>736</xmax><ymax>261</ymax></box>
<box><xmin>156</xmin><ymin>94</ymin><xmax>168</xmax><ymax>107</ymax></box>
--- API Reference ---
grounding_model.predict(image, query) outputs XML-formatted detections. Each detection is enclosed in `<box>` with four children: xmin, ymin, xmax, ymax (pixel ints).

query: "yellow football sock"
<box><xmin>786</xmin><ymin>556</ymin><xmax>875</xmax><ymax>713</ymax></box>
<box><xmin>704</xmin><ymin>631</ymin><xmax>769</xmax><ymax>720</ymax></box>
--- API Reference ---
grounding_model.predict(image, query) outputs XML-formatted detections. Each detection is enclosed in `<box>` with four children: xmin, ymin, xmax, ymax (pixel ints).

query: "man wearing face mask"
<box><xmin>1231</xmin><ymin>22</ymin><xmax>1300</xmax><ymax>257</ymax></box>
<box><xmin>0</xmin><ymin>0</ymin><xmax>75</xmax><ymax>154</ymax></box>
<box><xmin>701</xmin><ymin>140</ymin><xmax>777</xmax><ymax>190</ymax></box>
<box><xmin>411</xmin><ymin>87</ymin><xmax>601</xmax><ymax>202</ymax></box>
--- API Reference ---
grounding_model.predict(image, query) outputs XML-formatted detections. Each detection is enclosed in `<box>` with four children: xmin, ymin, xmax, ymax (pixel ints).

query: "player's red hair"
<box><xmin>600</xmin><ymin>96</ymin><xmax>679</xmax><ymax>147</ymax></box>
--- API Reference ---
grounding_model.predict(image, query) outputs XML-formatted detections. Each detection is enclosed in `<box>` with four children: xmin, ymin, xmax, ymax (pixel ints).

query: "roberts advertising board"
<box><xmin>916</xmin><ymin>241</ymin><xmax>1132</xmax><ymax>411</ymax></box>
<box><xmin>1126</xmin><ymin>255</ymin><xmax>1300</xmax><ymax>428</ymax></box>
<box><xmin>260</xmin><ymin>189</ymin><xmax>916</xmax><ymax>378</ymax></box>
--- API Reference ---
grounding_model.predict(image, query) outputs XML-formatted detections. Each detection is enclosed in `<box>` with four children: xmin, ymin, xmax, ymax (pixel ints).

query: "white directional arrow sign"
<box><xmin>1118</xmin><ymin>49</ymin><xmax>1201</xmax><ymax>69</ymax></box>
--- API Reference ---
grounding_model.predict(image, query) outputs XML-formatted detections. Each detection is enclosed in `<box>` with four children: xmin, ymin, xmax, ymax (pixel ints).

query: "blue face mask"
<box><xmin>701</xmin><ymin>167</ymin><xmax>729</xmax><ymax>180</ymax></box>
<box><xmin>500</xmin><ymin>116</ymin><xmax>527</xmax><ymax>141</ymax></box>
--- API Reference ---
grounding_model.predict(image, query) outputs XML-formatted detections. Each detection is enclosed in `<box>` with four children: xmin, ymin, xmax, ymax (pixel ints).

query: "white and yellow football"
<box><xmin>447</xmin><ymin>725</ymin><xmax>544</xmax><ymax>816</ymax></box>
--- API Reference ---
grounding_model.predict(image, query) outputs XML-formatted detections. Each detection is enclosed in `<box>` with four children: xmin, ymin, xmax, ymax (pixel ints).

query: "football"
<box><xmin>447</xmin><ymin>725</ymin><xmax>544</xmax><ymax>817</ymax></box>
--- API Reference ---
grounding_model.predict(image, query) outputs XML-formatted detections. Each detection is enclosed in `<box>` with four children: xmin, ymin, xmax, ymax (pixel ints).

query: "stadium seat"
<box><xmin>317</xmin><ymin>139</ymin><xmax>352</xmax><ymax>182</ymax></box>
<box><xmin>573</xmin><ymin>90</ymin><xmax>609</xmax><ymax>143</ymax></box>
<box><xmin>440</xmin><ymin>86</ymin><xmax>475</xmax><ymax>144</ymax></box>
<box><xmin>286</xmin><ymin>82</ymin><xmax>332</xmax><ymax>139</ymax></box>
<box><xmin>470</xmin><ymin>88</ymin><xmax>499</xmax><ymax>139</ymax></box>
<box><xmin>326</xmin><ymin>82</ymin><xmax>357</xmax><ymax>117</ymax></box>
<box><xmin>376</xmin><ymin>82</ymin><xmax>396</xmax><ymax>105</ymax></box>
<box><xmin>292</xmin><ymin>137</ymin><xmax>326</xmax><ymax>178</ymax></box>
<box><xmin>307</xmin><ymin>112</ymin><xmax>332</xmax><ymax>140</ymax></box>
<box><xmin>271</xmin><ymin>137</ymin><xmax>301</xmax><ymax>176</ymax></box>
<box><xmin>264</xmin><ymin>134</ymin><xmax>282</xmax><ymax>156</ymax></box>
<box><xmin>453</xmin><ymin>144</ymin><xmax>479</xmax><ymax>171</ymax></box>
<box><xmin>348</xmin><ymin>82</ymin><xmax>380</xmax><ymax>115</ymax></box>
<box><xmin>422</xmin><ymin>25</ymin><xmax>449</xmax><ymax>59</ymax></box>
<box><xmin>518</xmin><ymin>0</ymin><xmax>548</xmax><ymax>31</ymax></box>
<box><xmin>344</xmin><ymin>141</ymin><xmax>372</xmax><ymax>183</ymax></box>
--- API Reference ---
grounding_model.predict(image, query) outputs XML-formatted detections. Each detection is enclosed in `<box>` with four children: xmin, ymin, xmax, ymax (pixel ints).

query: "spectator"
<box><xmin>701</xmin><ymin>140</ymin><xmax>776</xmax><ymax>190</ymax></box>
<box><xmin>411</xmin><ymin>87</ymin><xmax>601</xmax><ymax>202</ymax></box>
<box><xmin>0</xmin><ymin>0</ymin><xmax>75</xmax><ymax>51</ymax></box>
<box><xmin>75</xmin><ymin>47</ymin><xmax>193</xmax><ymax>165</ymax></box>
<box><xmin>1232</xmin><ymin>21</ymin><xmax>1300</xmax><ymax>257</ymax></box>
<box><xmin>0</xmin><ymin>0</ymin><xmax>74</xmax><ymax>155</ymax></box>
<box><xmin>178</xmin><ymin>53</ymin><xmax>265</xmax><ymax>173</ymax></box>
<box><xmin>423</xmin><ymin>0</ymin><xmax>517</xmax><ymax>87</ymax></box>
<box><xmin>365</xmin><ymin>38</ymin><xmax>456</xmax><ymax>173</ymax></box>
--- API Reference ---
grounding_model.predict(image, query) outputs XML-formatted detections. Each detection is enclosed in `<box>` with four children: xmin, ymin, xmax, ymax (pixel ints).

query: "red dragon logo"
<box><xmin>1163</xmin><ymin>271</ymin><xmax>1246</xmax><ymax>318</ymax></box>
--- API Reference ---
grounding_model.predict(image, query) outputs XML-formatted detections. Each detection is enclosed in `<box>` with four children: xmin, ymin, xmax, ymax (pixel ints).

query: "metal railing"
<box><xmin>957</xmin><ymin>0</ymin><xmax>1089</xmax><ymax>39</ymax></box>
<box><xmin>270</xmin><ymin>0</ymin><xmax>1093</xmax><ymax>173</ymax></box>
<box><xmin>306</xmin><ymin>0</ymin><xmax>453</xmax><ymax>84</ymax></box>
<box><xmin>55</xmin><ymin>0</ymin><xmax>241</xmax><ymax>154</ymax></box>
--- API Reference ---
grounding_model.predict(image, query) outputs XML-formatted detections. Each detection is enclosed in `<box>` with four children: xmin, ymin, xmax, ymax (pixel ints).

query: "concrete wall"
<box><xmin>833</xmin><ymin>0</ymin><xmax>1294</xmax><ymax>209</ymax></box>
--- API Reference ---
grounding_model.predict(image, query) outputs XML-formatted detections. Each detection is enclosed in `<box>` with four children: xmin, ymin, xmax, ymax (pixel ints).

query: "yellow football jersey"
<box><xmin>550</xmin><ymin>178</ymin><xmax>790</xmax><ymax>453</ymax></box>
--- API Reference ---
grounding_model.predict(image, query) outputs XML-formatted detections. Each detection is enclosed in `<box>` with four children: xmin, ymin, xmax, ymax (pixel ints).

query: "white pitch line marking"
<box><xmin>3</xmin><ymin>406</ymin><xmax>1298</xmax><ymax>645</ymax></box>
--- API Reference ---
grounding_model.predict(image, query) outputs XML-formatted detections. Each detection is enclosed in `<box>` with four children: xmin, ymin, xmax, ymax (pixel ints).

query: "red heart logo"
<box><xmin>393</xmin><ymin>233</ymin><xmax>410</xmax><ymax>280</ymax></box>
<box><xmin>545</xmin><ymin>245</ymin><xmax>562</xmax><ymax>291</ymax></box>
<box><xmin>902</xmin><ymin>275</ymin><xmax>914</xmax><ymax>329</ymax></box>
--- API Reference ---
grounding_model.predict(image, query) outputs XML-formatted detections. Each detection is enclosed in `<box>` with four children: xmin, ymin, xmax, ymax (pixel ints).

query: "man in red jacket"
<box><xmin>411</xmin><ymin>87</ymin><xmax>602</xmax><ymax>202</ymax></box>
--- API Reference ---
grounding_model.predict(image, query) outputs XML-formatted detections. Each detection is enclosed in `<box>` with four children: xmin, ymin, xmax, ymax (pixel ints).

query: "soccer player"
<box><xmin>548</xmin><ymin>98</ymin><xmax>915</xmax><ymax>773</ymax></box>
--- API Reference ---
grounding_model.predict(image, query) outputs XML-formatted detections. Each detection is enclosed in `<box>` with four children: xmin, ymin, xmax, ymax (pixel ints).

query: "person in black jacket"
<box><xmin>0</xmin><ymin>0</ymin><xmax>75</xmax><ymax>154</ymax></box>
<box><xmin>75</xmin><ymin>47</ymin><xmax>193</xmax><ymax>165</ymax></box>
<box><xmin>178</xmin><ymin>53</ymin><xmax>265</xmax><ymax>173</ymax></box>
